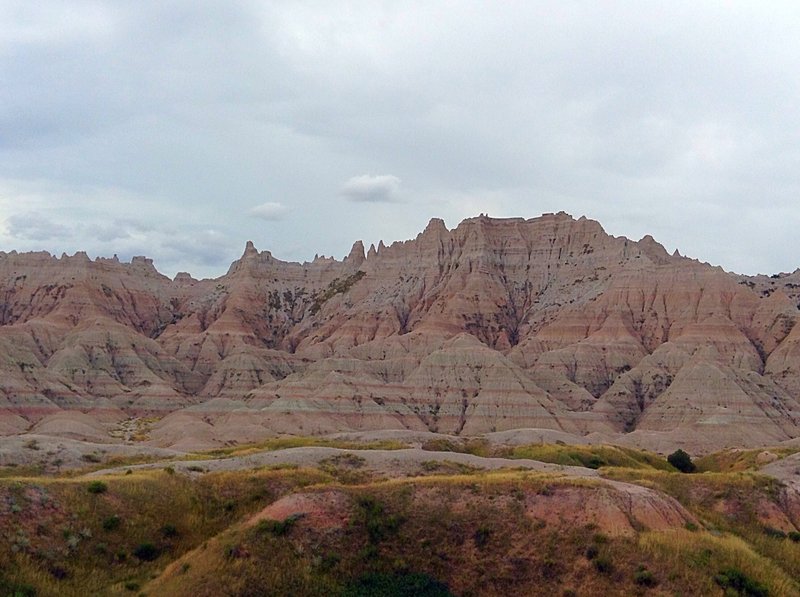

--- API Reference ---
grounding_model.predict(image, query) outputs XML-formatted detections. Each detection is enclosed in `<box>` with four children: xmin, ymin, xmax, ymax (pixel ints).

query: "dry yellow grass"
<box><xmin>640</xmin><ymin>530</ymin><xmax>799</xmax><ymax>596</ymax></box>
<box><xmin>3</xmin><ymin>441</ymin><xmax>799</xmax><ymax>596</ymax></box>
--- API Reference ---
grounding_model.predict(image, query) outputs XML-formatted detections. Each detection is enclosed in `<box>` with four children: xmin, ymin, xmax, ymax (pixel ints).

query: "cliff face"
<box><xmin>2</xmin><ymin>212</ymin><xmax>799</xmax><ymax>450</ymax></box>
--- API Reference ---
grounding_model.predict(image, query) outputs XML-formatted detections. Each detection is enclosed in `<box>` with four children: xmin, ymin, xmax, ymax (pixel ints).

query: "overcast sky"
<box><xmin>2</xmin><ymin>1</ymin><xmax>799</xmax><ymax>278</ymax></box>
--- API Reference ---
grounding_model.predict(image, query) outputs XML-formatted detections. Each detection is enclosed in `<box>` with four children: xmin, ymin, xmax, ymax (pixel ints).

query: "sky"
<box><xmin>1</xmin><ymin>1</ymin><xmax>800</xmax><ymax>279</ymax></box>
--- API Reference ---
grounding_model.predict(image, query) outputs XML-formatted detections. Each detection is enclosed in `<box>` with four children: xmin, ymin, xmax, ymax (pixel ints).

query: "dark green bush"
<box><xmin>586</xmin><ymin>455</ymin><xmax>605</xmax><ymax>469</ymax></box>
<box><xmin>714</xmin><ymin>568</ymin><xmax>769</xmax><ymax>597</ymax></box>
<box><xmin>667</xmin><ymin>449</ymin><xmax>696</xmax><ymax>473</ymax></box>
<box><xmin>356</xmin><ymin>496</ymin><xmax>404</xmax><ymax>544</ymax></box>
<box><xmin>132</xmin><ymin>542</ymin><xmax>159</xmax><ymax>562</ymax></box>
<box><xmin>593</xmin><ymin>556</ymin><xmax>614</xmax><ymax>574</ymax></box>
<box><xmin>763</xmin><ymin>526</ymin><xmax>786</xmax><ymax>539</ymax></box>
<box><xmin>256</xmin><ymin>514</ymin><xmax>302</xmax><ymax>537</ymax></box>
<box><xmin>87</xmin><ymin>481</ymin><xmax>108</xmax><ymax>494</ymax></box>
<box><xmin>634</xmin><ymin>565</ymin><xmax>657</xmax><ymax>587</ymax></box>
<box><xmin>102</xmin><ymin>515</ymin><xmax>121</xmax><ymax>531</ymax></box>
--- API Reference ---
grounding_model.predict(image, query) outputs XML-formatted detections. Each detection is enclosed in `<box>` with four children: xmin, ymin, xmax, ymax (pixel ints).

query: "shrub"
<box><xmin>789</xmin><ymin>531</ymin><xmax>800</xmax><ymax>543</ymax></box>
<box><xmin>667</xmin><ymin>449</ymin><xmax>696</xmax><ymax>473</ymax></box>
<box><xmin>160</xmin><ymin>524</ymin><xmax>178</xmax><ymax>538</ymax></box>
<box><xmin>763</xmin><ymin>526</ymin><xmax>787</xmax><ymax>539</ymax></box>
<box><xmin>102</xmin><ymin>515</ymin><xmax>121</xmax><ymax>531</ymax></box>
<box><xmin>356</xmin><ymin>496</ymin><xmax>403</xmax><ymax>544</ymax></box>
<box><xmin>586</xmin><ymin>455</ymin><xmax>605</xmax><ymax>469</ymax></box>
<box><xmin>319</xmin><ymin>552</ymin><xmax>340</xmax><ymax>571</ymax></box>
<box><xmin>132</xmin><ymin>542</ymin><xmax>159</xmax><ymax>561</ymax></box>
<box><xmin>593</xmin><ymin>556</ymin><xmax>614</xmax><ymax>574</ymax></box>
<box><xmin>49</xmin><ymin>565</ymin><xmax>68</xmax><ymax>580</ymax></box>
<box><xmin>634</xmin><ymin>565</ymin><xmax>657</xmax><ymax>587</ymax></box>
<box><xmin>473</xmin><ymin>526</ymin><xmax>491</xmax><ymax>549</ymax></box>
<box><xmin>87</xmin><ymin>481</ymin><xmax>108</xmax><ymax>494</ymax></box>
<box><xmin>714</xmin><ymin>568</ymin><xmax>768</xmax><ymax>597</ymax></box>
<box><xmin>256</xmin><ymin>514</ymin><xmax>302</xmax><ymax>537</ymax></box>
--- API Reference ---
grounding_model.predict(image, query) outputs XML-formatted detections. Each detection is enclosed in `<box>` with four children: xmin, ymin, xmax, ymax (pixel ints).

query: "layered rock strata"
<box><xmin>1</xmin><ymin>213</ymin><xmax>799</xmax><ymax>451</ymax></box>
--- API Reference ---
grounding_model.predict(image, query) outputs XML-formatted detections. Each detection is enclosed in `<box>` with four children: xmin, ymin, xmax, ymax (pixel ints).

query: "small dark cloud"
<box><xmin>340</xmin><ymin>175</ymin><xmax>401</xmax><ymax>203</ymax></box>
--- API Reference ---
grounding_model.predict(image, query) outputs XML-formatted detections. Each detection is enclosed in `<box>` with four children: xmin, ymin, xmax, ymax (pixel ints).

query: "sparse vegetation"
<box><xmin>342</xmin><ymin>572</ymin><xmax>453</xmax><ymax>597</ymax></box>
<box><xmin>255</xmin><ymin>514</ymin><xmax>302</xmax><ymax>537</ymax></box>
<box><xmin>1</xmin><ymin>439</ymin><xmax>799</xmax><ymax>596</ymax></box>
<box><xmin>309</xmin><ymin>270</ymin><xmax>366</xmax><ymax>314</ymax></box>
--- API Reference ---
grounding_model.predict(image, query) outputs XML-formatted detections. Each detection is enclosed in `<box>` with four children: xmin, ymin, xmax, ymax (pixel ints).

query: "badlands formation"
<box><xmin>2</xmin><ymin>212</ymin><xmax>800</xmax><ymax>455</ymax></box>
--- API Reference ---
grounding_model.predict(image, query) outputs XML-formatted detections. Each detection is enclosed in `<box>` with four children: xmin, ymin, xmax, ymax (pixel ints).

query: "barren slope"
<box><xmin>1</xmin><ymin>213</ymin><xmax>799</xmax><ymax>452</ymax></box>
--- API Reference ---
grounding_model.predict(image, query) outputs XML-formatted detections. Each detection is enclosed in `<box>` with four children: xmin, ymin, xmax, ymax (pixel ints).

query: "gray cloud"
<box><xmin>6</xmin><ymin>214</ymin><xmax>71</xmax><ymax>241</ymax></box>
<box><xmin>1</xmin><ymin>2</ymin><xmax>800</xmax><ymax>276</ymax></box>
<box><xmin>341</xmin><ymin>175</ymin><xmax>402</xmax><ymax>203</ymax></box>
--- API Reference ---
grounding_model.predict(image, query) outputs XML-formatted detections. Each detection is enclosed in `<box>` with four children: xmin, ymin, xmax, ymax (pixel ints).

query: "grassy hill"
<box><xmin>1</xmin><ymin>440</ymin><xmax>799</xmax><ymax>596</ymax></box>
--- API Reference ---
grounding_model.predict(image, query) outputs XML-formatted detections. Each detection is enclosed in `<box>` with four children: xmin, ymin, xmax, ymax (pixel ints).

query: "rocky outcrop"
<box><xmin>1</xmin><ymin>213</ymin><xmax>799</xmax><ymax>451</ymax></box>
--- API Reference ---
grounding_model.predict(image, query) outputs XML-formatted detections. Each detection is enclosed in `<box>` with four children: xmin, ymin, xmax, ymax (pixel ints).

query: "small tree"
<box><xmin>667</xmin><ymin>449</ymin><xmax>696</xmax><ymax>473</ymax></box>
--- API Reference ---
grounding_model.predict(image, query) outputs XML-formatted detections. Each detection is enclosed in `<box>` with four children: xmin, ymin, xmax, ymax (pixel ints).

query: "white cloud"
<box><xmin>340</xmin><ymin>174</ymin><xmax>401</xmax><ymax>203</ymax></box>
<box><xmin>249</xmin><ymin>201</ymin><xmax>289</xmax><ymax>221</ymax></box>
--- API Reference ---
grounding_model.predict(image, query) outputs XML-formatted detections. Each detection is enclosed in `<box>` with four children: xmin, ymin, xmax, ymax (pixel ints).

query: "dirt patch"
<box><xmin>526</xmin><ymin>481</ymin><xmax>695</xmax><ymax>536</ymax></box>
<box><xmin>248</xmin><ymin>491</ymin><xmax>352</xmax><ymax>531</ymax></box>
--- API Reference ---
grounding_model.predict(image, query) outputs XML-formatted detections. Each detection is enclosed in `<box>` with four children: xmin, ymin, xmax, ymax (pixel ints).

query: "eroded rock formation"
<box><xmin>2</xmin><ymin>213</ymin><xmax>799</xmax><ymax>451</ymax></box>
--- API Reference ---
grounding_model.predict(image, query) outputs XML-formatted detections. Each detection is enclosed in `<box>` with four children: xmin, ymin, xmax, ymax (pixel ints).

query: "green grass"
<box><xmin>695</xmin><ymin>447</ymin><xmax>800</xmax><ymax>473</ymax></box>
<box><xmin>504</xmin><ymin>443</ymin><xmax>675</xmax><ymax>471</ymax></box>
<box><xmin>419</xmin><ymin>440</ymin><xmax>676</xmax><ymax>471</ymax></box>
